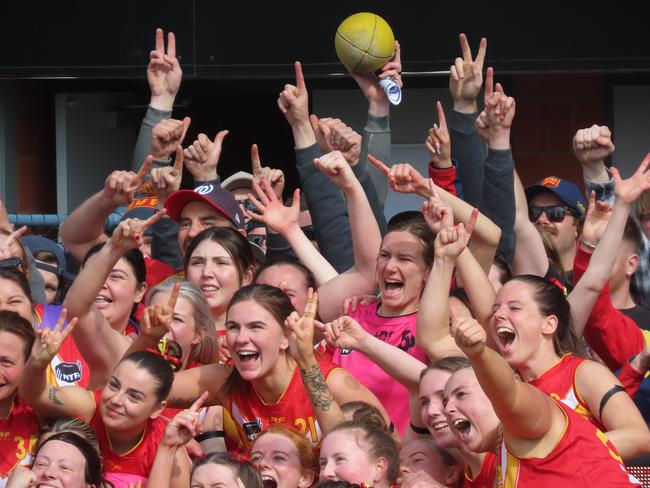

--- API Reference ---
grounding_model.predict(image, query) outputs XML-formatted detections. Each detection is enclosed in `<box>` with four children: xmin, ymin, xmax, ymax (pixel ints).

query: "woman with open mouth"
<box><xmin>250</xmin><ymin>424</ymin><xmax>318</xmax><ymax>488</ymax></box>
<box><xmin>445</xmin><ymin>309</ymin><xmax>640</xmax><ymax>487</ymax></box>
<box><xmin>417</xmin><ymin>189</ymin><xmax>650</xmax><ymax>462</ymax></box>
<box><xmin>248</xmin><ymin>150</ymin><xmax>500</xmax><ymax>436</ymax></box>
<box><xmin>166</xmin><ymin>284</ymin><xmax>387</xmax><ymax>454</ymax></box>
<box><xmin>18</xmin><ymin>307</ymin><xmax>191</xmax><ymax>488</ymax></box>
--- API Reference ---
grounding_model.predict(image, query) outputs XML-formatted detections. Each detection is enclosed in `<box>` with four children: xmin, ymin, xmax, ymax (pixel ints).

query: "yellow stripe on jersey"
<box><xmin>496</xmin><ymin>442</ymin><xmax>521</xmax><ymax>487</ymax></box>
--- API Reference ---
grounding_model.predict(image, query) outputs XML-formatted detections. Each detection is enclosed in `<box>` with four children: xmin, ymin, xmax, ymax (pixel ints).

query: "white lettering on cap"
<box><xmin>194</xmin><ymin>184</ymin><xmax>214</xmax><ymax>195</ymax></box>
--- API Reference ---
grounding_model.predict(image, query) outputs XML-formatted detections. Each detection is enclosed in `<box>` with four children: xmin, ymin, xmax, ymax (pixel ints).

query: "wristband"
<box><xmin>195</xmin><ymin>430</ymin><xmax>225</xmax><ymax>442</ymax></box>
<box><xmin>410</xmin><ymin>423</ymin><xmax>430</xmax><ymax>435</ymax></box>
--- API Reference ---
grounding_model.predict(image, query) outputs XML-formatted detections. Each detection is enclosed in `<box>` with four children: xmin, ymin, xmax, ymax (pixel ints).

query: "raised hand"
<box><xmin>151</xmin><ymin>146</ymin><xmax>184</xmax><ymax>201</ymax></box>
<box><xmin>386</xmin><ymin>162</ymin><xmax>429</xmax><ymax>196</ymax></box>
<box><xmin>5</xmin><ymin>466</ymin><xmax>37</xmax><ymax>488</ymax></box>
<box><xmin>246</xmin><ymin>180</ymin><xmax>300</xmax><ymax>235</ymax></box>
<box><xmin>151</xmin><ymin>117</ymin><xmax>191</xmax><ymax>160</ymax></box>
<box><xmin>162</xmin><ymin>391</ymin><xmax>209</xmax><ymax>448</ymax></box>
<box><xmin>425</xmin><ymin>101</ymin><xmax>452</xmax><ymax>168</ymax></box>
<box><xmin>422</xmin><ymin>180</ymin><xmax>450</xmax><ymax>234</ymax></box>
<box><xmin>286</xmin><ymin>289</ymin><xmax>319</xmax><ymax>366</ymax></box>
<box><xmin>319</xmin><ymin>315</ymin><xmax>369</xmax><ymax>352</ymax></box>
<box><xmin>278</xmin><ymin>61</ymin><xmax>309</xmax><ymax>126</ymax></box>
<box><xmin>310</xmin><ymin>116</ymin><xmax>362</xmax><ymax>166</ymax></box>
<box><xmin>434</xmin><ymin>208</ymin><xmax>478</xmax><ymax>261</ymax></box>
<box><xmin>109</xmin><ymin>210</ymin><xmax>167</xmax><ymax>252</ymax></box>
<box><xmin>251</xmin><ymin>144</ymin><xmax>285</xmax><ymax>198</ymax></box>
<box><xmin>573</xmin><ymin>125</ymin><xmax>615</xmax><ymax>167</ymax></box>
<box><xmin>183</xmin><ymin>130</ymin><xmax>229</xmax><ymax>182</ymax></box>
<box><xmin>141</xmin><ymin>282</ymin><xmax>180</xmax><ymax>340</ymax></box>
<box><xmin>483</xmin><ymin>68</ymin><xmax>515</xmax><ymax>130</ymax></box>
<box><xmin>148</xmin><ymin>28</ymin><xmax>182</xmax><ymax>111</ymax></box>
<box><xmin>0</xmin><ymin>225</ymin><xmax>27</xmax><ymax>261</ymax></box>
<box><xmin>103</xmin><ymin>156</ymin><xmax>153</xmax><ymax>206</ymax></box>
<box><xmin>581</xmin><ymin>191</ymin><xmax>612</xmax><ymax>246</ymax></box>
<box><xmin>449</xmin><ymin>34</ymin><xmax>487</xmax><ymax>113</ymax></box>
<box><xmin>612</xmin><ymin>153</ymin><xmax>650</xmax><ymax>206</ymax></box>
<box><xmin>32</xmin><ymin>308</ymin><xmax>77</xmax><ymax>367</ymax></box>
<box><xmin>450</xmin><ymin>306</ymin><xmax>486</xmax><ymax>358</ymax></box>
<box><xmin>313</xmin><ymin>151</ymin><xmax>358</xmax><ymax>191</ymax></box>
<box><xmin>349</xmin><ymin>40</ymin><xmax>402</xmax><ymax>112</ymax></box>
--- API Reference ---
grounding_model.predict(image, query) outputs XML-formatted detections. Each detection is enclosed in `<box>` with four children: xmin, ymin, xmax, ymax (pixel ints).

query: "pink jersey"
<box><xmin>330</xmin><ymin>302</ymin><xmax>427</xmax><ymax>434</ymax></box>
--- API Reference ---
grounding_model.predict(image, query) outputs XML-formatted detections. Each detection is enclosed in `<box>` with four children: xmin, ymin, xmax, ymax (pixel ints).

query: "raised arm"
<box><xmin>247</xmin><ymin>182</ymin><xmax>337</xmax><ymax>287</ymax></box>
<box><xmin>287</xmin><ymin>291</ymin><xmax>344</xmax><ymax>433</ymax></box>
<box><xmin>480</xmin><ymin>70</ymin><xmax>516</xmax><ymax>261</ymax></box>
<box><xmin>60</xmin><ymin>157</ymin><xmax>152</xmax><ymax>261</ymax></box>
<box><xmin>19</xmin><ymin>310</ymin><xmax>95</xmax><ymax>421</ymax></box>
<box><xmin>511</xmin><ymin>169</ymin><xmax>548</xmax><ymax>276</ymax></box>
<box><xmin>63</xmin><ymin>212</ymin><xmax>164</xmax><ymax>388</ymax></box>
<box><xmin>278</xmin><ymin>62</ymin><xmax>354</xmax><ymax>273</ymax></box>
<box><xmin>416</xmin><ymin>195</ymin><xmax>462</xmax><ymax>361</ymax></box>
<box><xmin>349</xmin><ymin>40</ymin><xmax>403</xmax><ymax>205</ymax></box>
<box><xmin>321</xmin><ymin>315</ymin><xmax>426</xmax><ymax>393</ymax></box>
<box><xmin>450</xmin><ymin>311</ymin><xmax>555</xmax><ymax>440</ymax></box>
<box><xmin>148</xmin><ymin>393</ymin><xmax>207</xmax><ymax>488</ymax></box>
<box><xmin>315</xmin><ymin>151</ymin><xmax>382</xmax><ymax>322</ymax></box>
<box><xmin>131</xmin><ymin>28</ymin><xmax>183</xmax><ymax>170</ymax></box>
<box><xmin>573</xmin><ymin>124</ymin><xmax>616</xmax><ymax>205</ymax></box>
<box><xmin>369</xmin><ymin>157</ymin><xmax>501</xmax><ymax>274</ymax></box>
<box><xmin>448</xmin><ymin>33</ymin><xmax>488</xmax><ymax>207</ymax></box>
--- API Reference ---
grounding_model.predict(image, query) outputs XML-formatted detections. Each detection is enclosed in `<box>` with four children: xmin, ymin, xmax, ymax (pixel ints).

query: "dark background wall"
<box><xmin>1</xmin><ymin>2</ymin><xmax>648</xmax><ymax>214</ymax></box>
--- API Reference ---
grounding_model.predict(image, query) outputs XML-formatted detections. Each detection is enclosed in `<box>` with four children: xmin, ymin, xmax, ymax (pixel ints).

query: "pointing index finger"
<box><xmin>173</xmin><ymin>146</ymin><xmax>184</xmax><ymax>173</ymax></box>
<box><xmin>167</xmin><ymin>281</ymin><xmax>180</xmax><ymax>311</ymax></box>
<box><xmin>464</xmin><ymin>208</ymin><xmax>479</xmax><ymax>236</ymax></box>
<box><xmin>133</xmin><ymin>156</ymin><xmax>154</xmax><ymax>188</ymax></box>
<box><xmin>190</xmin><ymin>391</ymin><xmax>209</xmax><ymax>412</ymax></box>
<box><xmin>155</xmin><ymin>28</ymin><xmax>164</xmax><ymax>52</ymax></box>
<box><xmin>251</xmin><ymin>144</ymin><xmax>262</xmax><ymax>175</ymax></box>
<box><xmin>367</xmin><ymin>154</ymin><xmax>390</xmax><ymax>176</ymax></box>
<box><xmin>484</xmin><ymin>67</ymin><xmax>494</xmax><ymax>99</ymax></box>
<box><xmin>436</xmin><ymin>101</ymin><xmax>448</xmax><ymax>131</ymax></box>
<box><xmin>142</xmin><ymin>209</ymin><xmax>167</xmax><ymax>230</ymax></box>
<box><xmin>294</xmin><ymin>61</ymin><xmax>306</xmax><ymax>92</ymax></box>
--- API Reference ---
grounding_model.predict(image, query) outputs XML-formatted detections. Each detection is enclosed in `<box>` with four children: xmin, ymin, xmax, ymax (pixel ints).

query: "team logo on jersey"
<box><xmin>397</xmin><ymin>329</ymin><xmax>416</xmax><ymax>352</ymax></box>
<box><xmin>243</xmin><ymin>417</ymin><xmax>263</xmax><ymax>441</ymax></box>
<box><xmin>340</xmin><ymin>348</ymin><xmax>352</xmax><ymax>356</ymax></box>
<box><xmin>55</xmin><ymin>361</ymin><xmax>82</xmax><ymax>384</ymax></box>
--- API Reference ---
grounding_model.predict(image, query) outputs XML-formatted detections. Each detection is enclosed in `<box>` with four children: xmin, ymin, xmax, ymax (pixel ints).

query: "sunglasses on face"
<box><xmin>529</xmin><ymin>205</ymin><xmax>572</xmax><ymax>223</ymax></box>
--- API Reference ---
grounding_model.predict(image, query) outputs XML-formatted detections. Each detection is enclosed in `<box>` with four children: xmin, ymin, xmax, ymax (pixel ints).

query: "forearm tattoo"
<box><xmin>301</xmin><ymin>364</ymin><xmax>334</xmax><ymax>411</ymax></box>
<box><xmin>48</xmin><ymin>387</ymin><xmax>64</xmax><ymax>406</ymax></box>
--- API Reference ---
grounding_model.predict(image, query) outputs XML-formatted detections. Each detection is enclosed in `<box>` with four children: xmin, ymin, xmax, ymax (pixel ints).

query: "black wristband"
<box><xmin>410</xmin><ymin>423</ymin><xmax>430</xmax><ymax>435</ymax></box>
<box><xmin>195</xmin><ymin>430</ymin><xmax>225</xmax><ymax>442</ymax></box>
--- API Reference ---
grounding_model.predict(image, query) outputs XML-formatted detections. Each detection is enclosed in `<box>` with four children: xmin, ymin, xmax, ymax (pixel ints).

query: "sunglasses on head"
<box><xmin>529</xmin><ymin>205</ymin><xmax>573</xmax><ymax>223</ymax></box>
<box><xmin>248</xmin><ymin>234</ymin><xmax>266</xmax><ymax>247</ymax></box>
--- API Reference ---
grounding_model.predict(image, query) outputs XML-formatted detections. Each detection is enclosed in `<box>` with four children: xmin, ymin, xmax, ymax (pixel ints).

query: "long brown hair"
<box><xmin>223</xmin><ymin>284</ymin><xmax>294</xmax><ymax>396</ymax></box>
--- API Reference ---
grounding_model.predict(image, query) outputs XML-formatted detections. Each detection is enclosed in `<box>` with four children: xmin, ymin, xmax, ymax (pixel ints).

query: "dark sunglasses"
<box><xmin>240</xmin><ymin>199</ymin><xmax>259</xmax><ymax>214</ymax></box>
<box><xmin>529</xmin><ymin>205</ymin><xmax>572</xmax><ymax>223</ymax></box>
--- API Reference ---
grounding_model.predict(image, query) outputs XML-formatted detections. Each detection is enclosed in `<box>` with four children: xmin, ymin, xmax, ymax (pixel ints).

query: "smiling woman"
<box><xmin>167</xmin><ymin>284</ymin><xmax>389</xmax><ymax>454</ymax></box>
<box><xmin>18</xmin><ymin>319</ymin><xmax>191</xmax><ymax>488</ymax></box>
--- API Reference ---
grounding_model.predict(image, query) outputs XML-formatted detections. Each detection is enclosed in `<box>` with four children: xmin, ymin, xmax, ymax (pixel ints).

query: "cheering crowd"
<box><xmin>1</xmin><ymin>27</ymin><xmax>650</xmax><ymax>488</ymax></box>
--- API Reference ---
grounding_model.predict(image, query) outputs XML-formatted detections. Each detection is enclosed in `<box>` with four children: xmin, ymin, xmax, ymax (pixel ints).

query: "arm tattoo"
<box><xmin>48</xmin><ymin>387</ymin><xmax>64</xmax><ymax>406</ymax></box>
<box><xmin>300</xmin><ymin>364</ymin><xmax>334</xmax><ymax>411</ymax></box>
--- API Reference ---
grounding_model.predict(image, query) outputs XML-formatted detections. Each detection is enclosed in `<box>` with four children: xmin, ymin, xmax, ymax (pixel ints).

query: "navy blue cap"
<box><xmin>525</xmin><ymin>176</ymin><xmax>587</xmax><ymax>216</ymax></box>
